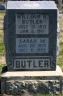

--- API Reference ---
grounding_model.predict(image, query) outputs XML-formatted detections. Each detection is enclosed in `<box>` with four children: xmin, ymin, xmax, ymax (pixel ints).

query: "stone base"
<box><xmin>1</xmin><ymin>66</ymin><xmax>63</xmax><ymax>95</ymax></box>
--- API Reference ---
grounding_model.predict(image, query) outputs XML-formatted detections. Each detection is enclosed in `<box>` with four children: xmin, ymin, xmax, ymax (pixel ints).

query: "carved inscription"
<box><xmin>16</xmin><ymin>38</ymin><xmax>49</xmax><ymax>53</ymax></box>
<box><xmin>14</xmin><ymin>59</ymin><xmax>50</xmax><ymax>69</ymax></box>
<box><xmin>16</xmin><ymin>14</ymin><xmax>49</xmax><ymax>34</ymax></box>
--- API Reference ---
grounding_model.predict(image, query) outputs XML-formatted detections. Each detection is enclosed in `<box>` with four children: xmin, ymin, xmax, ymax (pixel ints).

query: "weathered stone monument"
<box><xmin>0</xmin><ymin>4</ymin><xmax>5</xmax><ymax>11</ymax></box>
<box><xmin>1</xmin><ymin>1</ymin><xmax>63</xmax><ymax>95</ymax></box>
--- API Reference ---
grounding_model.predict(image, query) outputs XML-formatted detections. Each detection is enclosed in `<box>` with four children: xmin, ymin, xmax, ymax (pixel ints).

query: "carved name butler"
<box><xmin>14</xmin><ymin>58</ymin><xmax>50</xmax><ymax>69</ymax></box>
<box><xmin>5</xmin><ymin>1</ymin><xmax>57</xmax><ymax>71</ymax></box>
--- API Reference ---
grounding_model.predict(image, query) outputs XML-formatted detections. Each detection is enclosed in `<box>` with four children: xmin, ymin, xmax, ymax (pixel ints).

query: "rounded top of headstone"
<box><xmin>7</xmin><ymin>1</ymin><xmax>57</xmax><ymax>10</ymax></box>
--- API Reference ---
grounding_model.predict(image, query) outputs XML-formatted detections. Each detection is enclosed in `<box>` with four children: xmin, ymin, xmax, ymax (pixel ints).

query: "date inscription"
<box><xmin>16</xmin><ymin>14</ymin><xmax>49</xmax><ymax>34</ymax></box>
<box><xmin>16</xmin><ymin>38</ymin><xmax>49</xmax><ymax>53</ymax></box>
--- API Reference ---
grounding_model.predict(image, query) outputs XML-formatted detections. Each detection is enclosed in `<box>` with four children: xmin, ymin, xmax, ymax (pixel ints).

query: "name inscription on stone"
<box><xmin>16</xmin><ymin>14</ymin><xmax>49</xmax><ymax>34</ymax></box>
<box><xmin>16</xmin><ymin>38</ymin><xmax>49</xmax><ymax>53</ymax></box>
<box><xmin>14</xmin><ymin>58</ymin><xmax>50</xmax><ymax>69</ymax></box>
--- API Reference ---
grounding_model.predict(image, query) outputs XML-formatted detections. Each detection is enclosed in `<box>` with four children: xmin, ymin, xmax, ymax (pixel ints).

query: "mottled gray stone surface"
<box><xmin>4</xmin><ymin>80</ymin><xmax>61</xmax><ymax>95</ymax></box>
<box><xmin>1</xmin><ymin>66</ymin><xmax>63</xmax><ymax>95</ymax></box>
<box><xmin>0</xmin><ymin>4</ymin><xmax>5</xmax><ymax>11</ymax></box>
<box><xmin>4</xmin><ymin>1</ymin><xmax>58</xmax><ymax>71</ymax></box>
<box><xmin>57</xmin><ymin>10</ymin><xmax>60</xmax><ymax>55</ymax></box>
<box><xmin>7</xmin><ymin>1</ymin><xmax>57</xmax><ymax>9</ymax></box>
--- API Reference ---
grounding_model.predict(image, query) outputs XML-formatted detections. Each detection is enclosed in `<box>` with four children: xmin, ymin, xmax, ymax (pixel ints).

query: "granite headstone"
<box><xmin>4</xmin><ymin>1</ymin><xmax>58</xmax><ymax>71</ymax></box>
<box><xmin>0</xmin><ymin>4</ymin><xmax>5</xmax><ymax>11</ymax></box>
<box><xmin>1</xmin><ymin>1</ymin><xmax>63</xmax><ymax>95</ymax></box>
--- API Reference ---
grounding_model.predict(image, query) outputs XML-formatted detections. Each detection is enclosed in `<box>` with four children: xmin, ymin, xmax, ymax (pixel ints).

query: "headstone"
<box><xmin>1</xmin><ymin>1</ymin><xmax>63</xmax><ymax>95</ymax></box>
<box><xmin>4</xmin><ymin>1</ymin><xmax>58</xmax><ymax>71</ymax></box>
<box><xmin>0</xmin><ymin>4</ymin><xmax>5</xmax><ymax>11</ymax></box>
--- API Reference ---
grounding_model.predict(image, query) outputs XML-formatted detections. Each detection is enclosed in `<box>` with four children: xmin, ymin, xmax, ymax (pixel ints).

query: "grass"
<box><xmin>0</xmin><ymin>30</ymin><xmax>5</xmax><ymax>57</ymax></box>
<box><xmin>59</xmin><ymin>15</ymin><xmax>63</xmax><ymax>27</ymax></box>
<box><xmin>57</xmin><ymin>14</ymin><xmax>63</xmax><ymax>71</ymax></box>
<box><xmin>0</xmin><ymin>12</ymin><xmax>5</xmax><ymax>21</ymax></box>
<box><xmin>22</xmin><ymin>95</ymin><xmax>63</xmax><ymax>96</ymax></box>
<box><xmin>0</xmin><ymin>12</ymin><xmax>6</xmax><ymax>77</ymax></box>
<box><xmin>0</xmin><ymin>11</ymin><xmax>63</xmax><ymax>96</ymax></box>
<box><xmin>61</xmin><ymin>6</ymin><xmax>63</xmax><ymax>10</ymax></box>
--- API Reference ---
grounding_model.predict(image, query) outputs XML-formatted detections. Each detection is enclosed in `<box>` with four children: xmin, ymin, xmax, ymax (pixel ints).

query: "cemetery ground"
<box><xmin>0</xmin><ymin>12</ymin><xmax>63</xmax><ymax>96</ymax></box>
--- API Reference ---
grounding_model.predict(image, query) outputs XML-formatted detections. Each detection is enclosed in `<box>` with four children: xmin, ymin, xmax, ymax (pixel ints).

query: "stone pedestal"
<box><xmin>1</xmin><ymin>66</ymin><xmax>63</xmax><ymax>95</ymax></box>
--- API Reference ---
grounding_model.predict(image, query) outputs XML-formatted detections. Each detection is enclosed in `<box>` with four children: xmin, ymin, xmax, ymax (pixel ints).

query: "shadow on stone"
<box><xmin>2</xmin><ymin>66</ymin><xmax>8</xmax><ymax>74</ymax></box>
